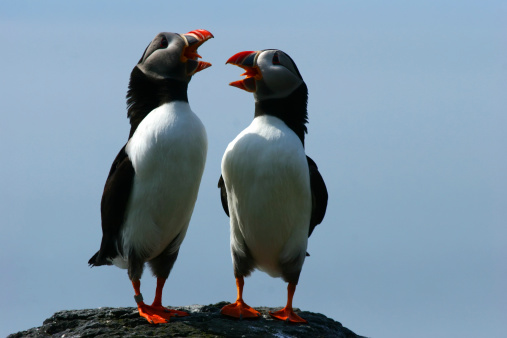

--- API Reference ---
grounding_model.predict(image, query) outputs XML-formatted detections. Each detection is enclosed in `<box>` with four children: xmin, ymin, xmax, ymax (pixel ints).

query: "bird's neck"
<box><xmin>254</xmin><ymin>83</ymin><xmax>309</xmax><ymax>146</ymax></box>
<box><xmin>126</xmin><ymin>66</ymin><xmax>189</xmax><ymax>138</ymax></box>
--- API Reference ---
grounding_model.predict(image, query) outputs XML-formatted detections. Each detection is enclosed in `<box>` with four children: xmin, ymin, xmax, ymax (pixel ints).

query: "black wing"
<box><xmin>217</xmin><ymin>175</ymin><xmax>230</xmax><ymax>217</ymax></box>
<box><xmin>89</xmin><ymin>145</ymin><xmax>135</xmax><ymax>266</ymax></box>
<box><xmin>307</xmin><ymin>156</ymin><xmax>328</xmax><ymax>237</ymax></box>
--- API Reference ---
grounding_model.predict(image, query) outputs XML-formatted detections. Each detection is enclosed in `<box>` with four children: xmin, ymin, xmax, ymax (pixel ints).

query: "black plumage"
<box><xmin>220</xmin><ymin>49</ymin><xmax>328</xmax><ymax>323</ymax></box>
<box><xmin>88</xmin><ymin>29</ymin><xmax>212</xmax><ymax>324</ymax></box>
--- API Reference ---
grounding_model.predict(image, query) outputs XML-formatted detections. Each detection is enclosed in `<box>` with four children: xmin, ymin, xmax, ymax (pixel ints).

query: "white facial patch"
<box><xmin>255</xmin><ymin>50</ymin><xmax>304</xmax><ymax>100</ymax></box>
<box><xmin>138</xmin><ymin>33</ymin><xmax>187</xmax><ymax>81</ymax></box>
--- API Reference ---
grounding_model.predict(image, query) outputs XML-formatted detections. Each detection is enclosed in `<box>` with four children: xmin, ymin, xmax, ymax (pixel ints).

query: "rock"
<box><xmin>8</xmin><ymin>302</ymin><xmax>366</xmax><ymax>338</ymax></box>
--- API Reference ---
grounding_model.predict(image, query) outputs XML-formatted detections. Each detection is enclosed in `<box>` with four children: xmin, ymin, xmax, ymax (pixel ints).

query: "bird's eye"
<box><xmin>160</xmin><ymin>37</ymin><xmax>168</xmax><ymax>48</ymax></box>
<box><xmin>272</xmin><ymin>52</ymin><xmax>281</xmax><ymax>65</ymax></box>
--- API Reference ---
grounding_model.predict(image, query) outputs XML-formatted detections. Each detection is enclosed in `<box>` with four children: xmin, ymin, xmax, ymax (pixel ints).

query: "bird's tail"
<box><xmin>88</xmin><ymin>251</ymin><xmax>111</xmax><ymax>267</ymax></box>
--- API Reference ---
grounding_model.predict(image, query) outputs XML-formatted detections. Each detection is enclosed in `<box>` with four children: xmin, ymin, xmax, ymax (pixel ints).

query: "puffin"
<box><xmin>88</xmin><ymin>29</ymin><xmax>213</xmax><ymax>324</ymax></box>
<box><xmin>218</xmin><ymin>49</ymin><xmax>328</xmax><ymax>323</ymax></box>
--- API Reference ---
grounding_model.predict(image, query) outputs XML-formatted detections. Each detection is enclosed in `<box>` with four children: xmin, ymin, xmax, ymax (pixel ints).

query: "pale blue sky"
<box><xmin>1</xmin><ymin>1</ymin><xmax>505</xmax><ymax>337</ymax></box>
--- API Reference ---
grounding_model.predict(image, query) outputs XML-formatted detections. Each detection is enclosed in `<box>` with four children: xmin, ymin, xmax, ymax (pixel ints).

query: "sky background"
<box><xmin>1</xmin><ymin>1</ymin><xmax>505</xmax><ymax>337</ymax></box>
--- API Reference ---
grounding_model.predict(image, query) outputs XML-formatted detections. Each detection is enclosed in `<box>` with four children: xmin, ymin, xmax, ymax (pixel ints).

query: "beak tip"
<box><xmin>229</xmin><ymin>80</ymin><xmax>243</xmax><ymax>89</ymax></box>
<box><xmin>184</xmin><ymin>29</ymin><xmax>214</xmax><ymax>42</ymax></box>
<box><xmin>225</xmin><ymin>57</ymin><xmax>236</xmax><ymax>65</ymax></box>
<box><xmin>196</xmin><ymin>61</ymin><xmax>212</xmax><ymax>73</ymax></box>
<box><xmin>226</xmin><ymin>51</ymin><xmax>258</xmax><ymax>66</ymax></box>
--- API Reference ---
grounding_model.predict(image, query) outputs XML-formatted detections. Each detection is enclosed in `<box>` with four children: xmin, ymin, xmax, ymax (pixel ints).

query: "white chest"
<box><xmin>223</xmin><ymin>115</ymin><xmax>308</xmax><ymax>187</ymax></box>
<box><xmin>120</xmin><ymin>101</ymin><xmax>207</xmax><ymax>260</ymax></box>
<box><xmin>126</xmin><ymin>101</ymin><xmax>207</xmax><ymax>173</ymax></box>
<box><xmin>222</xmin><ymin>115</ymin><xmax>311</xmax><ymax>276</ymax></box>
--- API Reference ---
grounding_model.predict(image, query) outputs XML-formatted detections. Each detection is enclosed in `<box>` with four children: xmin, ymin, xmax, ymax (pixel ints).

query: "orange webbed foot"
<box><xmin>166</xmin><ymin>309</ymin><xmax>190</xmax><ymax>317</ymax></box>
<box><xmin>269</xmin><ymin>307</ymin><xmax>308</xmax><ymax>324</ymax></box>
<box><xmin>151</xmin><ymin>305</ymin><xmax>189</xmax><ymax>318</ymax></box>
<box><xmin>221</xmin><ymin>300</ymin><xmax>261</xmax><ymax>319</ymax></box>
<box><xmin>137</xmin><ymin>302</ymin><xmax>173</xmax><ymax>324</ymax></box>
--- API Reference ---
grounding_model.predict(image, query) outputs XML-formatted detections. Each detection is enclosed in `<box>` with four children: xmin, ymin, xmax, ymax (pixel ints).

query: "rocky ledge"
<box><xmin>8</xmin><ymin>302</ymin><xmax>366</xmax><ymax>338</ymax></box>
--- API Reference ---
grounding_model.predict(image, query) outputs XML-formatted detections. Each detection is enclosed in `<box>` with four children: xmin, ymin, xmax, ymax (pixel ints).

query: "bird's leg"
<box><xmin>269</xmin><ymin>282</ymin><xmax>307</xmax><ymax>323</ymax></box>
<box><xmin>151</xmin><ymin>278</ymin><xmax>164</xmax><ymax>307</ymax></box>
<box><xmin>221</xmin><ymin>276</ymin><xmax>260</xmax><ymax>319</ymax></box>
<box><xmin>150</xmin><ymin>278</ymin><xmax>189</xmax><ymax>317</ymax></box>
<box><xmin>132</xmin><ymin>280</ymin><xmax>172</xmax><ymax>324</ymax></box>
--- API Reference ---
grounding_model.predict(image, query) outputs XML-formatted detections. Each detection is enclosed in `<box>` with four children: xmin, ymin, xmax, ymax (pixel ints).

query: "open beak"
<box><xmin>181</xmin><ymin>29</ymin><xmax>214</xmax><ymax>75</ymax></box>
<box><xmin>226</xmin><ymin>51</ymin><xmax>261</xmax><ymax>92</ymax></box>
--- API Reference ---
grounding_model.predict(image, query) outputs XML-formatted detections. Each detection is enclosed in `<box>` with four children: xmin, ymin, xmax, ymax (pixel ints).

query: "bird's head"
<box><xmin>226</xmin><ymin>49</ymin><xmax>304</xmax><ymax>101</ymax></box>
<box><xmin>136</xmin><ymin>29</ymin><xmax>213</xmax><ymax>83</ymax></box>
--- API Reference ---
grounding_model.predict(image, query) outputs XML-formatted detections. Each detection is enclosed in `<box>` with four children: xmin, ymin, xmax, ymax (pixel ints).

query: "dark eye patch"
<box><xmin>272</xmin><ymin>52</ymin><xmax>281</xmax><ymax>65</ymax></box>
<box><xmin>160</xmin><ymin>37</ymin><xmax>168</xmax><ymax>48</ymax></box>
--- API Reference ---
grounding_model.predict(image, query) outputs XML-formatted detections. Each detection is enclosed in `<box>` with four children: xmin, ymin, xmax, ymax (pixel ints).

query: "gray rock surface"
<box><xmin>8</xmin><ymin>302</ymin><xmax>366</xmax><ymax>338</ymax></box>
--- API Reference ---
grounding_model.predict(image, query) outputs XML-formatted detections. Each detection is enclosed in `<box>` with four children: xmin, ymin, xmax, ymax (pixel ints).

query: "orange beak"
<box><xmin>226</xmin><ymin>51</ymin><xmax>261</xmax><ymax>92</ymax></box>
<box><xmin>181</xmin><ymin>29</ymin><xmax>214</xmax><ymax>74</ymax></box>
